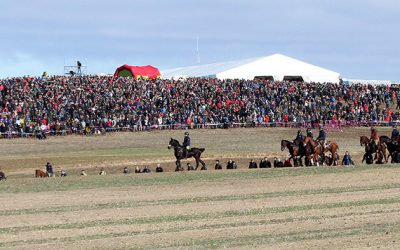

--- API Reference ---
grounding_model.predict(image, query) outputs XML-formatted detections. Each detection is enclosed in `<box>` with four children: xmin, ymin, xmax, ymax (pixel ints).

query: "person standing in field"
<box><xmin>46</xmin><ymin>162</ymin><xmax>54</xmax><ymax>177</ymax></box>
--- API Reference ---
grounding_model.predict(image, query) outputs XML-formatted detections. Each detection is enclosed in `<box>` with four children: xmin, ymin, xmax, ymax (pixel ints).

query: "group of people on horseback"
<box><xmin>295</xmin><ymin>126</ymin><xmax>327</xmax><ymax>147</ymax></box>
<box><xmin>283</xmin><ymin>126</ymin><xmax>339</xmax><ymax>167</ymax></box>
<box><xmin>361</xmin><ymin>126</ymin><xmax>400</xmax><ymax>164</ymax></box>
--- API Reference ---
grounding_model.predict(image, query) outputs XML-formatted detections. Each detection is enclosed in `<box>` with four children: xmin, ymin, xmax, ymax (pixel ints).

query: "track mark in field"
<box><xmin>1</xmin><ymin>212</ymin><xmax>400</xmax><ymax>248</ymax></box>
<box><xmin>2</xmin><ymin>182</ymin><xmax>400</xmax><ymax>217</ymax></box>
<box><xmin>1</xmin><ymin>197</ymin><xmax>400</xmax><ymax>237</ymax></box>
<box><xmin>162</xmin><ymin>222</ymin><xmax>400</xmax><ymax>249</ymax></box>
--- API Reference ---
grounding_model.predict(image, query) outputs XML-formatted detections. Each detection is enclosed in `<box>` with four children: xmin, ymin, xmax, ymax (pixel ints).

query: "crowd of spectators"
<box><xmin>0</xmin><ymin>75</ymin><xmax>399</xmax><ymax>137</ymax></box>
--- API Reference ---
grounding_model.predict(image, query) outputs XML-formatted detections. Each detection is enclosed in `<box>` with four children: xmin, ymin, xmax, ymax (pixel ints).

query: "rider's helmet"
<box><xmin>184</xmin><ymin>131</ymin><xmax>189</xmax><ymax>136</ymax></box>
<box><xmin>297</xmin><ymin>130</ymin><xmax>301</xmax><ymax>135</ymax></box>
<box><xmin>371</xmin><ymin>126</ymin><xmax>375</xmax><ymax>131</ymax></box>
<box><xmin>320</xmin><ymin>125</ymin><xmax>324</xmax><ymax>130</ymax></box>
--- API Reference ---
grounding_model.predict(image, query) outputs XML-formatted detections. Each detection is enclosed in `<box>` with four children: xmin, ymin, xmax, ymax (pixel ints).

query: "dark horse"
<box><xmin>360</xmin><ymin>135</ymin><xmax>388</xmax><ymax>163</ymax></box>
<box><xmin>281</xmin><ymin>140</ymin><xmax>304</xmax><ymax>166</ymax></box>
<box><xmin>168</xmin><ymin>138</ymin><xmax>206</xmax><ymax>171</ymax></box>
<box><xmin>0</xmin><ymin>171</ymin><xmax>6</xmax><ymax>180</ymax></box>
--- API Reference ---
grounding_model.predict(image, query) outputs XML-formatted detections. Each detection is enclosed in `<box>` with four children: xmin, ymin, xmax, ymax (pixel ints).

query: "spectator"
<box><xmin>273</xmin><ymin>157</ymin><xmax>283</xmax><ymax>168</ymax></box>
<box><xmin>60</xmin><ymin>169</ymin><xmax>67</xmax><ymax>177</ymax></box>
<box><xmin>99</xmin><ymin>168</ymin><xmax>106</xmax><ymax>175</ymax></box>
<box><xmin>214</xmin><ymin>160</ymin><xmax>223</xmax><ymax>170</ymax></box>
<box><xmin>155</xmin><ymin>163</ymin><xmax>163</xmax><ymax>173</ymax></box>
<box><xmin>123</xmin><ymin>167</ymin><xmax>130</xmax><ymax>174</ymax></box>
<box><xmin>187</xmin><ymin>163</ymin><xmax>194</xmax><ymax>171</ymax></box>
<box><xmin>226</xmin><ymin>159</ymin><xmax>237</xmax><ymax>169</ymax></box>
<box><xmin>0</xmin><ymin>75</ymin><xmax>397</xmax><ymax>139</ymax></box>
<box><xmin>135</xmin><ymin>166</ymin><xmax>141</xmax><ymax>173</ymax></box>
<box><xmin>248</xmin><ymin>159</ymin><xmax>258</xmax><ymax>169</ymax></box>
<box><xmin>283</xmin><ymin>158</ymin><xmax>292</xmax><ymax>167</ymax></box>
<box><xmin>259</xmin><ymin>157</ymin><xmax>272</xmax><ymax>168</ymax></box>
<box><xmin>0</xmin><ymin>75</ymin><xmax>397</xmax><ymax>138</ymax></box>
<box><xmin>46</xmin><ymin>162</ymin><xmax>54</xmax><ymax>177</ymax></box>
<box><xmin>342</xmin><ymin>151</ymin><xmax>354</xmax><ymax>166</ymax></box>
<box><xmin>81</xmin><ymin>170</ymin><xmax>87</xmax><ymax>176</ymax></box>
<box><xmin>77</xmin><ymin>61</ymin><xmax>82</xmax><ymax>75</ymax></box>
<box><xmin>142</xmin><ymin>166</ymin><xmax>151</xmax><ymax>173</ymax></box>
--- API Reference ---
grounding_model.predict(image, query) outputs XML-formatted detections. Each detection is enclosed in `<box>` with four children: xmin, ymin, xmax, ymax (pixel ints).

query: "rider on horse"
<box><xmin>306</xmin><ymin>128</ymin><xmax>313</xmax><ymax>138</ymax></box>
<box><xmin>294</xmin><ymin>130</ymin><xmax>304</xmax><ymax>145</ymax></box>
<box><xmin>370</xmin><ymin>126</ymin><xmax>379</xmax><ymax>145</ymax></box>
<box><xmin>183</xmin><ymin>131</ymin><xmax>191</xmax><ymax>157</ymax></box>
<box><xmin>316</xmin><ymin>125</ymin><xmax>327</xmax><ymax>147</ymax></box>
<box><xmin>391</xmin><ymin>125</ymin><xmax>399</xmax><ymax>141</ymax></box>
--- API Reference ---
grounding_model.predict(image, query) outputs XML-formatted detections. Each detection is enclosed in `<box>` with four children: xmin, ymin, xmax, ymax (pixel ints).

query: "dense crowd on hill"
<box><xmin>0</xmin><ymin>76</ymin><xmax>398</xmax><ymax>136</ymax></box>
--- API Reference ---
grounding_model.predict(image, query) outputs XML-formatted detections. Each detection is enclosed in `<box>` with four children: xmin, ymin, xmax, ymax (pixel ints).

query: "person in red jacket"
<box><xmin>370</xmin><ymin>126</ymin><xmax>379</xmax><ymax>146</ymax></box>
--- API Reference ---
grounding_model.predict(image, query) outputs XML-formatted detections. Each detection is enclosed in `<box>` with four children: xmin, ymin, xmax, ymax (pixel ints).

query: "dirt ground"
<box><xmin>1</xmin><ymin>127</ymin><xmax>400</xmax><ymax>249</ymax></box>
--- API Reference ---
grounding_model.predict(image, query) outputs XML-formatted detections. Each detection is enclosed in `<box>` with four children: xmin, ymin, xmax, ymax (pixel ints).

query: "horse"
<box><xmin>360</xmin><ymin>136</ymin><xmax>370</xmax><ymax>146</ymax></box>
<box><xmin>379</xmin><ymin>135</ymin><xmax>392</xmax><ymax>145</ymax></box>
<box><xmin>35</xmin><ymin>169</ymin><xmax>48</xmax><ymax>178</ymax></box>
<box><xmin>324</xmin><ymin>141</ymin><xmax>339</xmax><ymax>166</ymax></box>
<box><xmin>281</xmin><ymin>140</ymin><xmax>303</xmax><ymax>166</ymax></box>
<box><xmin>168</xmin><ymin>138</ymin><xmax>206</xmax><ymax>171</ymax></box>
<box><xmin>360</xmin><ymin>135</ymin><xmax>387</xmax><ymax>163</ymax></box>
<box><xmin>324</xmin><ymin>153</ymin><xmax>340</xmax><ymax>166</ymax></box>
<box><xmin>303</xmin><ymin>136</ymin><xmax>324</xmax><ymax>166</ymax></box>
<box><xmin>0</xmin><ymin>171</ymin><xmax>6</xmax><ymax>180</ymax></box>
<box><xmin>383</xmin><ymin>141</ymin><xmax>400</xmax><ymax>163</ymax></box>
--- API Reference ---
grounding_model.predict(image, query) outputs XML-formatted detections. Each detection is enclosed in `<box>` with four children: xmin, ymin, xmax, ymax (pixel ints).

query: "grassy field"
<box><xmin>1</xmin><ymin>127</ymin><xmax>400</xmax><ymax>249</ymax></box>
<box><xmin>0</xmin><ymin>126</ymin><xmax>395</xmax><ymax>175</ymax></box>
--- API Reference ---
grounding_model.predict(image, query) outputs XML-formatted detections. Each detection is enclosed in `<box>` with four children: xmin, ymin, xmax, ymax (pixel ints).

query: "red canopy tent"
<box><xmin>114</xmin><ymin>64</ymin><xmax>161</xmax><ymax>79</ymax></box>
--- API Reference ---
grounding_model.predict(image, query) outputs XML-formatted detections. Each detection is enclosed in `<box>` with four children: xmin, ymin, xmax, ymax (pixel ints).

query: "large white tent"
<box><xmin>162</xmin><ymin>54</ymin><xmax>341</xmax><ymax>83</ymax></box>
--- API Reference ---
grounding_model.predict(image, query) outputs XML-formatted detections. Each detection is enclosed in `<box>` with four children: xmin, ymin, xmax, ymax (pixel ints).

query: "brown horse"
<box><xmin>303</xmin><ymin>136</ymin><xmax>323</xmax><ymax>166</ymax></box>
<box><xmin>35</xmin><ymin>169</ymin><xmax>48</xmax><ymax>178</ymax></box>
<box><xmin>360</xmin><ymin>136</ymin><xmax>369</xmax><ymax>146</ymax></box>
<box><xmin>324</xmin><ymin>141</ymin><xmax>339</xmax><ymax>166</ymax></box>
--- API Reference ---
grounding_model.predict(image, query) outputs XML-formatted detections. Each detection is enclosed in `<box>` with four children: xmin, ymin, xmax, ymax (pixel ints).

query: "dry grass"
<box><xmin>0</xmin><ymin>126</ymin><xmax>391</xmax><ymax>175</ymax></box>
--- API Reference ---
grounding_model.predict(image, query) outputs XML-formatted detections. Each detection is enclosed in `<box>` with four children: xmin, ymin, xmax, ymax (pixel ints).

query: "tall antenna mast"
<box><xmin>196</xmin><ymin>35</ymin><xmax>200</xmax><ymax>64</ymax></box>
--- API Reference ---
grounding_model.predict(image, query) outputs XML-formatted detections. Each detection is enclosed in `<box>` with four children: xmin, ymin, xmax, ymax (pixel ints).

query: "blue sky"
<box><xmin>1</xmin><ymin>0</ymin><xmax>400</xmax><ymax>81</ymax></box>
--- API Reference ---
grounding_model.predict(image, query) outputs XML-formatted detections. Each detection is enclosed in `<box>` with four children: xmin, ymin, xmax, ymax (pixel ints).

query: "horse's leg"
<box><xmin>383</xmin><ymin>148</ymin><xmax>388</xmax><ymax>163</ymax></box>
<box><xmin>195</xmin><ymin>156</ymin><xmax>200</xmax><ymax>170</ymax></box>
<box><xmin>175</xmin><ymin>160</ymin><xmax>180</xmax><ymax>171</ymax></box>
<box><xmin>199</xmin><ymin>156</ymin><xmax>206</xmax><ymax>169</ymax></box>
<box><xmin>315</xmin><ymin>154</ymin><xmax>319</xmax><ymax>167</ymax></box>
